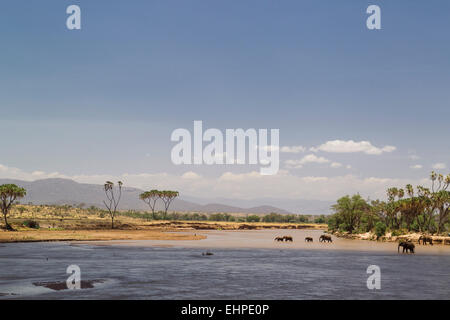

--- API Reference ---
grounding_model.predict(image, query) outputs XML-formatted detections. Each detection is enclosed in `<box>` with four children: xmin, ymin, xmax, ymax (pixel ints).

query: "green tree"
<box><xmin>331</xmin><ymin>194</ymin><xmax>369</xmax><ymax>233</ymax></box>
<box><xmin>246</xmin><ymin>215</ymin><xmax>260</xmax><ymax>222</ymax></box>
<box><xmin>314</xmin><ymin>215</ymin><xmax>326</xmax><ymax>224</ymax></box>
<box><xmin>159</xmin><ymin>190</ymin><xmax>179</xmax><ymax>220</ymax></box>
<box><xmin>139</xmin><ymin>189</ymin><xmax>160</xmax><ymax>219</ymax></box>
<box><xmin>374</xmin><ymin>221</ymin><xmax>387</xmax><ymax>238</ymax></box>
<box><xmin>0</xmin><ymin>184</ymin><xmax>27</xmax><ymax>231</ymax></box>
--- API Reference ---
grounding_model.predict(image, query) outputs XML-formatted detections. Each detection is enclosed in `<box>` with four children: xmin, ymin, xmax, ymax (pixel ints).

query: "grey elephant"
<box><xmin>319</xmin><ymin>235</ymin><xmax>332</xmax><ymax>243</ymax></box>
<box><xmin>398</xmin><ymin>241</ymin><xmax>415</xmax><ymax>253</ymax></box>
<box><xmin>418</xmin><ymin>235</ymin><xmax>433</xmax><ymax>245</ymax></box>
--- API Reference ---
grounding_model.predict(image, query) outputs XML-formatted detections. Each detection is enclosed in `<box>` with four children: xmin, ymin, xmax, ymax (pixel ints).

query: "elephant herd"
<box><xmin>274</xmin><ymin>236</ymin><xmax>293</xmax><ymax>242</ymax></box>
<box><xmin>418</xmin><ymin>235</ymin><xmax>433</xmax><ymax>245</ymax></box>
<box><xmin>273</xmin><ymin>233</ymin><xmax>434</xmax><ymax>254</ymax></box>
<box><xmin>398</xmin><ymin>235</ymin><xmax>434</xmax><ymax>254</ymax></box>
<box><xmin>304</xmin><ymin>235</ymin><xmax>333</xmax><ymax>242</ymax></box>
<box><xmin>274</xmin><ymin>235</ymin><xmax>333</xmax><ymax>243</ymax></box>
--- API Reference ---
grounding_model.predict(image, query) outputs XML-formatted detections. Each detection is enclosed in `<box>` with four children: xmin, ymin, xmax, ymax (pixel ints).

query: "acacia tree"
<box><xmin>139</xmin><ymin>189</ymin><xmax>160</xmax><ymax>219</ymax></box>
<box><xmin>103</xmin><ymin>181</ymin><xmax>123</xmax><ymax>229</ymax></box>
<box><xmin>0</xmin><ymin>184</ymin><xmax>27</xmax><ymax>231</ymax></box>
<box><xmin>159</xmin><ymin>190</ymin><xmax>179</xmax><ymax>220</ymax></box>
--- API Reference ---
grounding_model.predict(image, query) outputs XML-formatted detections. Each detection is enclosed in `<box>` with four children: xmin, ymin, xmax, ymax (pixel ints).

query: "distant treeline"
<box><xmin>11</xmin><ymin>202</ymin><xmax>328</xmax><ymax>224</ymax></box>
<box><xmin>117</xmin><ymin>210</ymin><xmax>328</xmax><ymax>224</ymax></box>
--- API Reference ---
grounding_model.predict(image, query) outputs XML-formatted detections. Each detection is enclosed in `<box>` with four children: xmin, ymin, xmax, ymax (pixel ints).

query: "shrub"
<box><xmin>314</xmin><ymin>215</ymin><xmax>326</xmax><ymax>224</ymax></box>
<box><xmin>374</xmin><ymin>222</ymin><xmax>387</xmax><ymax>238</ymax></box>
<box><xmin>391</xmin><ymin>229</ymin><xmax>401</xmax><ymax>237</ymax></box>
<box><xmin>338</xmin><ymin>223</ymin><xmax>350</xmax><ymax>232</ymax></box>
<box><xmin>246</xmin><ymin>215</ymin><xmax>260</xmax><ymax>222</ymax></box>
<box><xmin>23</xmin><ymin>220</ymin><xmax>40</xmax><ymax>229</ymax></box>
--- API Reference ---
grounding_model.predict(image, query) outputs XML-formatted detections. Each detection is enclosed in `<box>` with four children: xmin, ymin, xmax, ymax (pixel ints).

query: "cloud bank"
<box><xmin>0</xmin><ymin>163</ymin><xmax>431</xmax><ymax>202</ymax></box>
<box><xmin>310</xmin><ymin>140</ymin><xmax>396</xmax><ymax>155</ymax></box>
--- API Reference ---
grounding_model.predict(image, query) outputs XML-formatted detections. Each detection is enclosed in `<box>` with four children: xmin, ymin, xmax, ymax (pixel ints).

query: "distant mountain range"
<box><xmin>0</xmin><ymin>178</ymin><xmax>332</xmax><ymax>215</ymax></box>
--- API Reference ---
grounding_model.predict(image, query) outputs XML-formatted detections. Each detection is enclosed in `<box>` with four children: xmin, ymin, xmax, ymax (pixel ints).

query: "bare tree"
<box><xmin>103</xmin><ymin>181</ymin><xmax>123</xmax><ymax>229</ymax></box>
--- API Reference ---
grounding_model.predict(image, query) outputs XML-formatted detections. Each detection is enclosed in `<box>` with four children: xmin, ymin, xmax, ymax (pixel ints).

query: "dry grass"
<box><xmin>0</xmin><ymin>229</ymin><xmax>205</xmax><ymax>243</ymax></box>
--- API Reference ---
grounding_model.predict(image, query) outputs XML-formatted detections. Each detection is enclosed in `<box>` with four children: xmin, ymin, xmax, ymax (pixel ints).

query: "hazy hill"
<box><xmin>0</xmin><ymin>178</ymin><xmax>294</xmax><ymax>214</ymax></box>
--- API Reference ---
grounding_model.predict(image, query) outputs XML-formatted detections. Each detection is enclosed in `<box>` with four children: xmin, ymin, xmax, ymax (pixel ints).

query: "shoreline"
<box><xmin>332</xmin><ymin>231</ymin><xmax>450</xmax><ymax>245</ymax></box>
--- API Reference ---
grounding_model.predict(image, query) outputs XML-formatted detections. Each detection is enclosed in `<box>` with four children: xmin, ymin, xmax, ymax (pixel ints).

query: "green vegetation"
<box><xmin>0</xmin><ymin>184</ymin><xmax>27</xmax><ymax>230</ymax></box>
<box><xmin>328</xmin><ymin>172</ymin><xmax>450</xmax><ymax>235</ymax></box>
<box><xmin>22</xmin><ymin>219</ymin><xmax>40</xmax><ymax>229</ymax></box>
<box><xmin>139</xmin><ymin>189</ymin><xmax>160</xmax><ymax>219</ymax></box>
<box><xmin>116</xmin><ymin>210</ymin><xmax>323</xmax><ymax>224</ymax></box>
<box><xmin>139</xmin><ymin>189</ymin><xmax>179</xmax><ymax>220</ymax></box>
<box><xmin>374</xmin><ymin>221</ymin><xmax>387</xmax><ymax>238</ymax></box>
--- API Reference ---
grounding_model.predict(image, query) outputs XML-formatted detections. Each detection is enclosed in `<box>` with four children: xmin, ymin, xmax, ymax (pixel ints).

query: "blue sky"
<box><xmin>0</xmin><ymin>0</ymin><xmax>449</xmax><ymax>201</ymax></box>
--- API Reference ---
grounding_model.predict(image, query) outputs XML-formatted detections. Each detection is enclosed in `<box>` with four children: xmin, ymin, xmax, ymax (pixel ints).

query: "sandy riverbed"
<box><xmin>78</xmin><ymin>229</ymin><xmax>450</xmax><ymax>255</ymax></box>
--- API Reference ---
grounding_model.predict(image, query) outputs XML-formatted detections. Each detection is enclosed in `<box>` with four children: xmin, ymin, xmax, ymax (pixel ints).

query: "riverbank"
<box><xmin>331</xmin><ymin>230</ymin><xmax>450</xmax><ymax>245</ymax></box>
<box><xmin>0</xmin><ymin>220</ymin><xmax>326</xmax><ymax>243</ymax></box>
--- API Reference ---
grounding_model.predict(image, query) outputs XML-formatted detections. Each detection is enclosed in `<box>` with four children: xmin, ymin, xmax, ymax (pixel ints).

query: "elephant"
<box><xmin>319</xmin><ymin>235</ymin><xmax>332</xmax><ymax>243</ymax></box>
<box><xmin>398</xmin><ymin>241</ymin><xmax>415</xmax><ymax>253</ymax></box>
<box><xmin>283</xmin><ymin>236</ymin><xmax>293</xmax><ymax>242</ymax></box>
<box><xmin>305</xmin><ymin>237</ymin><xmax>313</xmax><ymax>242</ymax></box>
<box><xmin>418</xmin><ymin>235</ymin><xmax>433</xmax><ymax>245</ymax></box>
<box><xmin>274</xmin><ymin>237</ymin><xmax>284</xmax><ymax>242</ymax></box>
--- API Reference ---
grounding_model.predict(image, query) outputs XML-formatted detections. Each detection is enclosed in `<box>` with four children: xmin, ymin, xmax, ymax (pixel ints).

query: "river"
<box><xmin>0</xmin><ymin>230</ymin><xmax>449</xmax><ymax>299</ymax></box>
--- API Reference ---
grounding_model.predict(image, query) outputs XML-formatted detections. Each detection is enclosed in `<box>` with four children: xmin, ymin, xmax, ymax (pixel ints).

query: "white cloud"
<box><xmin>330</xmin><ymin>162</ymin><xmax>342</xmax><ymax>168</ymax></box>
<box><xmin>432</xmin><ymin>163</ymin><xmax>447</xmax><ymax>170</ymax></box>
<box><xmin>410</xmin><ymin>164</ymin><xmax>423</xmax><ymax>170</ymax></box>
<box><xmin>181</xmin><ymin>171</ymin><xmax>202</xmax><ymax>180</ymax></box>
<box><xmin>310</xmin><ymin>140</ymin><xmax>396</xmax><ymax>155</ymax></box>
<box><xmin>285</xmin><ymin>155</ymin><xmax>347</xmax><ymax>169</ymax></box>
<box><xmin>285</xmin><ymin>154</ymin><xmax>330</xmax><ymax>168</ymax></box>
<box><xmin>280</xmin><ymin>146</ymin><xmax>306</xmax><ymax>153</ymax></box>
